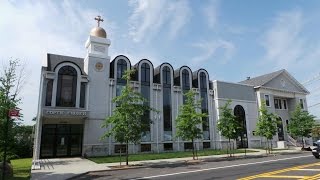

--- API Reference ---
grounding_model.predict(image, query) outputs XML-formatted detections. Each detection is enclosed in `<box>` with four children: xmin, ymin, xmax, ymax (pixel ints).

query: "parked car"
<box><xmin>312</xmin><ymin>140</ymin><xmax>320</xmax><ymax>159</ymax></box>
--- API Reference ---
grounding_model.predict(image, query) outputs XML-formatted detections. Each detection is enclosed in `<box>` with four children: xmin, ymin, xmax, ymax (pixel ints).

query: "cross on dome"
<box><xmin>94</xmin><ymin>15</ymin><xmax>104</xmax><ymax>27</ymax></box>
<box><xmin>90</xmin><ymin>15</ymin><xmax>107</xmax><ymax>38</ymax></box>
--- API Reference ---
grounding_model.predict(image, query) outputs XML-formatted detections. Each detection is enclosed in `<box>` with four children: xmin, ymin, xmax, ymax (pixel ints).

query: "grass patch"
<box><xmin>9</xmin><ymin>158</ymin><xmax>32</xmax><ymax>180</ymax></box>
<box><xmin>89</xmin><ymin>149</ymin><xmax>257</xmax><ymax>164</ymax></box>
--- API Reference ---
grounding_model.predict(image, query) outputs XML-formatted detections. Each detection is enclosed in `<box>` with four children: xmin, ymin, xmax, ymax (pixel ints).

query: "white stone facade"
<box><xmin>33</xmin><ymin>32</ymin><xmax>310</xmax><ymax>160</ymax></box>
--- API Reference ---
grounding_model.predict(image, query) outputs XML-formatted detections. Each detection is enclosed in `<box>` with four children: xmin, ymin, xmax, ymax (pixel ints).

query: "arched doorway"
<box><xmin>234</xmin><ymin>105</ymin><xmax>248</xmax><ymax>148</ymax></box>
<box><xmin>277</xmin><ymin>117</ymin><xmax>285</xmax><ymax>141</ymax></box>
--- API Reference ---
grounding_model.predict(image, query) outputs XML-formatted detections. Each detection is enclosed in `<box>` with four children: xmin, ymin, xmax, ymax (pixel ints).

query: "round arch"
<box><xmin>234</xmin><ymin>105</ymin><xmax>248</xmax><ymax>148</ymax></box>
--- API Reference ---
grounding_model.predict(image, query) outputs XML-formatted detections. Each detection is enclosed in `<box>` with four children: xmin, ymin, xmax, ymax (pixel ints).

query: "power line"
<box><xmin>308</xmin><ymin>102</ymin><xmax>320</xmax><ymax>108</ymax></box>
<box><xmin>303</xmin><ymin>73</ymin><xmax>320</xmax><ymax>86</ymax></box>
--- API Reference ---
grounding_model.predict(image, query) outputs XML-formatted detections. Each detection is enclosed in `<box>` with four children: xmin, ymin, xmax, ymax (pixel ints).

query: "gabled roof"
<box><xmin>240</xmin><ymin>69</ymin><xmax>284</xmax><ymax>87</ymax></box>
<box><xmin>239</xmin><ymin>69</ymin><xmax>309</xmax><ymax>94</ymax></box>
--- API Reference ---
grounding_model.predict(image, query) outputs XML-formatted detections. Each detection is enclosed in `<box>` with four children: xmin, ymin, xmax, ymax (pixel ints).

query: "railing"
<box><xmin>287</xmin><ymin>135</ymin><xmax>303</xmax><ymax>147</ymax></box>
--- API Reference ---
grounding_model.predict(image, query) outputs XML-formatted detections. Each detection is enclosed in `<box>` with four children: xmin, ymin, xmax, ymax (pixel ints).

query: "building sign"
<box><xmin>9</xmin><ymin>109</ymin><xmax>19</xmax><ymax>117</ymax></box>
<box><xmin>44</xmin><ymin>109</ymin><xmax>88</xmax><ymax>117</ymax></box>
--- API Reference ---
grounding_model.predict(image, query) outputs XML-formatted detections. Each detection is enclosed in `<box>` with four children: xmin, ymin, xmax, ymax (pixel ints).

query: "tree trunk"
<box><xmin>302</xmin><ymin>136</ymin><xmax>305</xmax><ymax>148</ymax></box>
<box><xmin>228</xmin><ymin>138</ymin><xmax>231</xmax><ymax>157</ymax></box>
<box><xmin>119</xmin><ymin>144</ymin><xmax>122</xmax><ymax>167</ymax></box>
<box><xmin>192</xmin><ymin>139</ymin><xmax>195</xmax><ymax>160</ymax></box>
<box><xmin>266</xmin><ymin>139</ymin><xmax>268</xmax><ymax>154</ymax></box>
<box><xmin>195</xmin><ymin>143</ymin><xmax>198</xmax><ymax>160</ymax></box>
<box><xmin>232</xmin><ymin>140</ymin><xmax>235</xmax><ymax>157</ymax></box>
<box><xmin>126</xmin><ymin>140</ymin><xmax>129</xmax><ymax>166</ymax></box>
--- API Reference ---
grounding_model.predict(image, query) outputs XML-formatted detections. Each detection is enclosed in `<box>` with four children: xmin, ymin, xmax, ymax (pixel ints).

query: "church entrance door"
<box><xmin>40</xmin><ymin>124</ymin><xmax>83</xmax><ymax>158</ymax></box>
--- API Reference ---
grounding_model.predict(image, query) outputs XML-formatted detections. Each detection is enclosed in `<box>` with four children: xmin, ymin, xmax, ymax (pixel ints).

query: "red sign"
<box><xmin>9</xmin><ymin>109</ymin><xmax>19</xmax><ymax>117</ymax></box>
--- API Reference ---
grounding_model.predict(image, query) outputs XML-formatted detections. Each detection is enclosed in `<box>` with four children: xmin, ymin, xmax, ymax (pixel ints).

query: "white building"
<box><xmin>33</xmin><ymin>18</ymin><xmax>309</xmax><ymax>159</ymax></box>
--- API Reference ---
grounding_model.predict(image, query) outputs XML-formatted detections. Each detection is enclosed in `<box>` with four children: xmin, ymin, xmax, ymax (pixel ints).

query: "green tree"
<box><xmin>0</xmin><ymin>59</ymin><xmax>26</xmax><ymax>178</ymax></box>
<box><xmin>217</xmin><ymin>100</ymin><xmax>240</xmax><ymax>157</ymax></box>
<box><xmin>176</xmin><ymin>90</ymin><xmax>208</xmax><ymax>160</ymax></box>
<box><xmin>12</xmin><ymin>125</ymin><xmax>33</xmax><ymax>158</ymax></box>
<box><xmin>288</xmin><ymin>105</ymin><xmax>315</xmax><ymax>148</ymax></box>
<box><xmin>312</xmin><ymin>124</ymin><xmax>320</xmax><ymax>141</ymax></box>
<box><xmin>101</xmin><ymin>69</ymin><xmax>154</xmax><ymax>166</ymax></box>
<box><xmin>255</xmin><ymin>101</ymin><xmax>278</xmax><ymax>154</ymax></box>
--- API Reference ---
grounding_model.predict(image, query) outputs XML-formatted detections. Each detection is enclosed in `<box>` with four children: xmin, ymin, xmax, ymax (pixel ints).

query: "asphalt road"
<box><xmin>77</xmin><ymin>152</ymin><xmax>318</xmax><ymax>180</ymax></box>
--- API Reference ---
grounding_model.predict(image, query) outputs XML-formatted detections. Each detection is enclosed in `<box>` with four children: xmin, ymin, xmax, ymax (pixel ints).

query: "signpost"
<box><xmin>2</xmin><ymin>109</ymin><xmax>19</xmax><ymax>180</ymax></box>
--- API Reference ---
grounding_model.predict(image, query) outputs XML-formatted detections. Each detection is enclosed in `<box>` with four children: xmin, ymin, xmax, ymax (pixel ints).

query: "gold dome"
<box><xmin>90</xmin><ymin>27</ymin><xmax>107</xmax><ymax>38</ymax></box>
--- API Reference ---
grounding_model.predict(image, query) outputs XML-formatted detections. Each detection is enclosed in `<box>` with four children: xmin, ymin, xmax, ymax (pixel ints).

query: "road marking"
<box><xmin>303</xmin><ymin>173</ymin><xmax>320</xmax><ymax>180</ymax></box>
<box><xmin>239</xmin><ymin>162</ymin><xmax>320</xmax><ymax>180</ymax></box>
<box><xmin>297</xmin><ymin>168</ymin><xmax>320</xmax><ymax>171</ymax></box>
<box><xmin>259</xmin><ymin>175</ymin><xmax>306</xmax><ymax>178</ymax></box>
<box><xmin>133</xmin><ymin>154</ymin><xmax>312</xmax><ymax>179</ymax></box>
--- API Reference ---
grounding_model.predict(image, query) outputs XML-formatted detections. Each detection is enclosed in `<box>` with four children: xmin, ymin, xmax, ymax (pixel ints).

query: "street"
<box><xmin>76</xmin><ymin>152</ymin><xmax>319</xmax><ymax>180</ymax></box>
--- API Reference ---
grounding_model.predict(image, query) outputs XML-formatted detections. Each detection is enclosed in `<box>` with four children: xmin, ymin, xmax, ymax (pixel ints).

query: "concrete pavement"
<box><xmin>31</xmin><ymin>148</ymin><xmax>304</xmax><ymax>180</ymax></box>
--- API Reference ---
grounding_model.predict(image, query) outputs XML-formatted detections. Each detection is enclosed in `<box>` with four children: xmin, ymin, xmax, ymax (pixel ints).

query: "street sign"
<box><xmin>9</xmin><ymin>109</ymin><xmax>19</xmax><ymax>117</ymax></box>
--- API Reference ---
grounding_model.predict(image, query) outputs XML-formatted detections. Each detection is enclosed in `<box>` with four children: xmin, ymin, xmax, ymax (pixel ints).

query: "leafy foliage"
<box><xmin>288</xmin><ymin>105</ymin><xmax>315</xmax><ymax>146</ymax></box>
<box><xmin>101</xmin><ymin>69</ymin><xmax>154</xmax><ymax>165</ymax></box>
<box><xmin>217</xmin><ymin>100</ymin><xmax>240</xmax><ymax>156</ymax></box>
<box><xmin>255</xmin><ymin>101</ymin><xmax>278</xmax><ymax>153</ymax></box>
<box><xmin>176</xmin><ymin>90</ymin><xmax>208</xmax><ymax>160</ymax></box>
<box><xmin>217</xmin><ymin>100</ymin><xmax>240</xmax><ymax>140</ymax></box>
<box><xmin>312</xmin><ymin>124</ymin><xmax>320</xmax><ymax>139</ymax></box>
<box><xmin>0</xmin><ymin>59</ymin><xmax>26</xmax><ymax>160</ymax></box>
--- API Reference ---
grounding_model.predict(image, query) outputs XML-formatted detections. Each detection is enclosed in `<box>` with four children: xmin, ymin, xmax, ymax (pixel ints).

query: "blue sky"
<box><xmin>1</xmin><ymin>0</ymin><xmax>320</xmax><ymax>125</ymax></box>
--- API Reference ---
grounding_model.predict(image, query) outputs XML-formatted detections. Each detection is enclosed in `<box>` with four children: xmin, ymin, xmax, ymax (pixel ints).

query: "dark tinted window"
<box><xmin>117</xmin><ymin>59</ymin><xmax>127</xmax><ymax>82</ymax></box>
<box><xmin>45</xmin><ymin>79</ymin><xmax>53</xmax><ymax>106</ymax></box>
<box><xmin>162</xmin><ymin>66</ymin><xmax>171</xmax><ymax>85</ymax></box>
<box><xmin>141</xmin><ymin>144</ymin><xmax>151</xmax><ymax>152</ymax></box>
<box><xmin>200</xmin><ymin>72</ymin><xmax>207</xmax><ymax>89</ymax></box>
<box><xmin>141</xmin><ymin>63</ymin><xmax>150</xmax><ymax>84</ymax></box>
<box><xmin>164</xmin><ymin>143</ymin><xmax>173</xmax><ymax>151</ymax></box>
<box><xmin>56</xmin><ymin>66</ymin><xmax>77</xmax><ymax>107</ymax></box>
<box><xmin>80</xmin><ymin>82</ymin><xmax>86</xmax><ymax>108</ymax></box>
<box><xmin>182</xmin><ymin>69</ymin><xmax>190</xmax><ymax>89</ymax></box>
<box><xmin>199</xmin><ymin>72</ymin><xmax>209</xmax><ymax>136</ymax></box>
<box><xmin>162</xmin><ymin>66</ymin><xmax>172</xmax><ymax>133</ymax></box>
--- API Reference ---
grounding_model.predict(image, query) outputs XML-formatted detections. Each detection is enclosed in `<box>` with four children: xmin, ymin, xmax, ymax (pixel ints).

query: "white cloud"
<box><xmin>0</xmin><ymin>1</ymin><xmax>114</xmax><ymax>125</ymax></box>
<box><xmin>261</xmin><ymin>10</ymin><xmax>304</xmax><ymax>68</ymax></box>
<box><xmin>261</xmin><ymin>9</ymin><xmax>320</xmax><ymax>118</ymax></box>
<box><xmin>191</xmin><ymin>39</ymin><xmax>235</xmax><ymax>64</ymax></box>
<box><xmin>203</xmin><ymin>0</ymin><xmax>219</xmax><ymax>29</ymax></box>
<box><xmin>128</xmin><ymin>0</ymin><xmax>191</xmax><ymax>42</ymax></box>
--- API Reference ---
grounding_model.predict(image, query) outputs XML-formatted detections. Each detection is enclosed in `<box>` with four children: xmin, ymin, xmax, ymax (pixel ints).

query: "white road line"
<box><xmin>297</xmin><ymin>168</ymin><xmax>320</xmax><ymax>171</ymax></box>
<box><xmin>133</xmin><ymin>155</ymin><xmax>312</xmax><ymax>179</ymax></box>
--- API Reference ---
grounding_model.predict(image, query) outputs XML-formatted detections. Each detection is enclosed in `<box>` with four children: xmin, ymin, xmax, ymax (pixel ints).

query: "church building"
<box><xmin>33</xmin><ymin>16</ymin><xmax>309</xmax><ymax>160</ymax></box>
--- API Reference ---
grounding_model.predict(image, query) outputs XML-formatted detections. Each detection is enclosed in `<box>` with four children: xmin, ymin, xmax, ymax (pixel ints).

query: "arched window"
<box><xmin>200</xmin><ymin>72</ymin><xmax>207</xmax><ymax>89</ymax></box>
<box><xmin>141</xmin><ymin>63</ymin><xmax>151</xmax><ymax>141</ymax></box>
<box><xmin>234</xmin><ymin>105</ymin><xmax>248</xmax><ymax>148</ymax></box>
<box><xmin>56</xmin><ymin>66</ymin><xmax>77</xmax><ymax>107</ymax></box>
<box><xmin>116</xmin><ymin>59</ymin><xmax>127</xmax><ymax>96</ymax></box>
<box><xmin>162</xmin><ymin>66</ymin><xmax>172</xmax><ymax>141</ymax></box>
<box><xmin>182</xmin><ymin>69</ymin><xmax>190</xmax><ymax>103</ymax></box>
<box><xmin>162</xmin><ymin>66</ymin><xmax>171</xmax><ymax>85</ymax></box>
<box><xmin>277</xmin><ymin>117</ymin><xmax>284</xmax><ymax>141</ymax></box>
<box><xmin>117</xmin><ymin>59</ymin><xmax>127</xmax><ymax>82</ymax></box>
<box><xmin>141</xmin><ymin>63</ymin><xmax>150</xmax><ymax>84</ymax></box>
<box><xmin>199</xmin><ymin>72</ymin><xmax>209</xmax><ymax>140</ymax></box>
<box><xmin>182</xmin><ymin>69</ymin><xmax>190</xmax><ymax>89</ymax></box>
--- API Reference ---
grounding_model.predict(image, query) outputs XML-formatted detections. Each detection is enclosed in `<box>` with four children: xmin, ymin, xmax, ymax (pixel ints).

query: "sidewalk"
<box><xmin>31</xmin><ymin>148</ymin><xmax>303</xmax><ymax>180</ymax></box>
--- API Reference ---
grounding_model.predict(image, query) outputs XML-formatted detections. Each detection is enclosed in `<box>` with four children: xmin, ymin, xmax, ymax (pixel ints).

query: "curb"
<box><xmin>70</xmin><ymin>150</ymin><xmax>305</xmax><ymax>179</ymax></box>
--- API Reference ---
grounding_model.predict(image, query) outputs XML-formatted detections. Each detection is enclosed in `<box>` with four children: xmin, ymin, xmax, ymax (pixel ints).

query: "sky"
<box><xmin>1</xmin><ymin>0</ymin><xmax>320</xmax><ymax>125</ymax></box>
